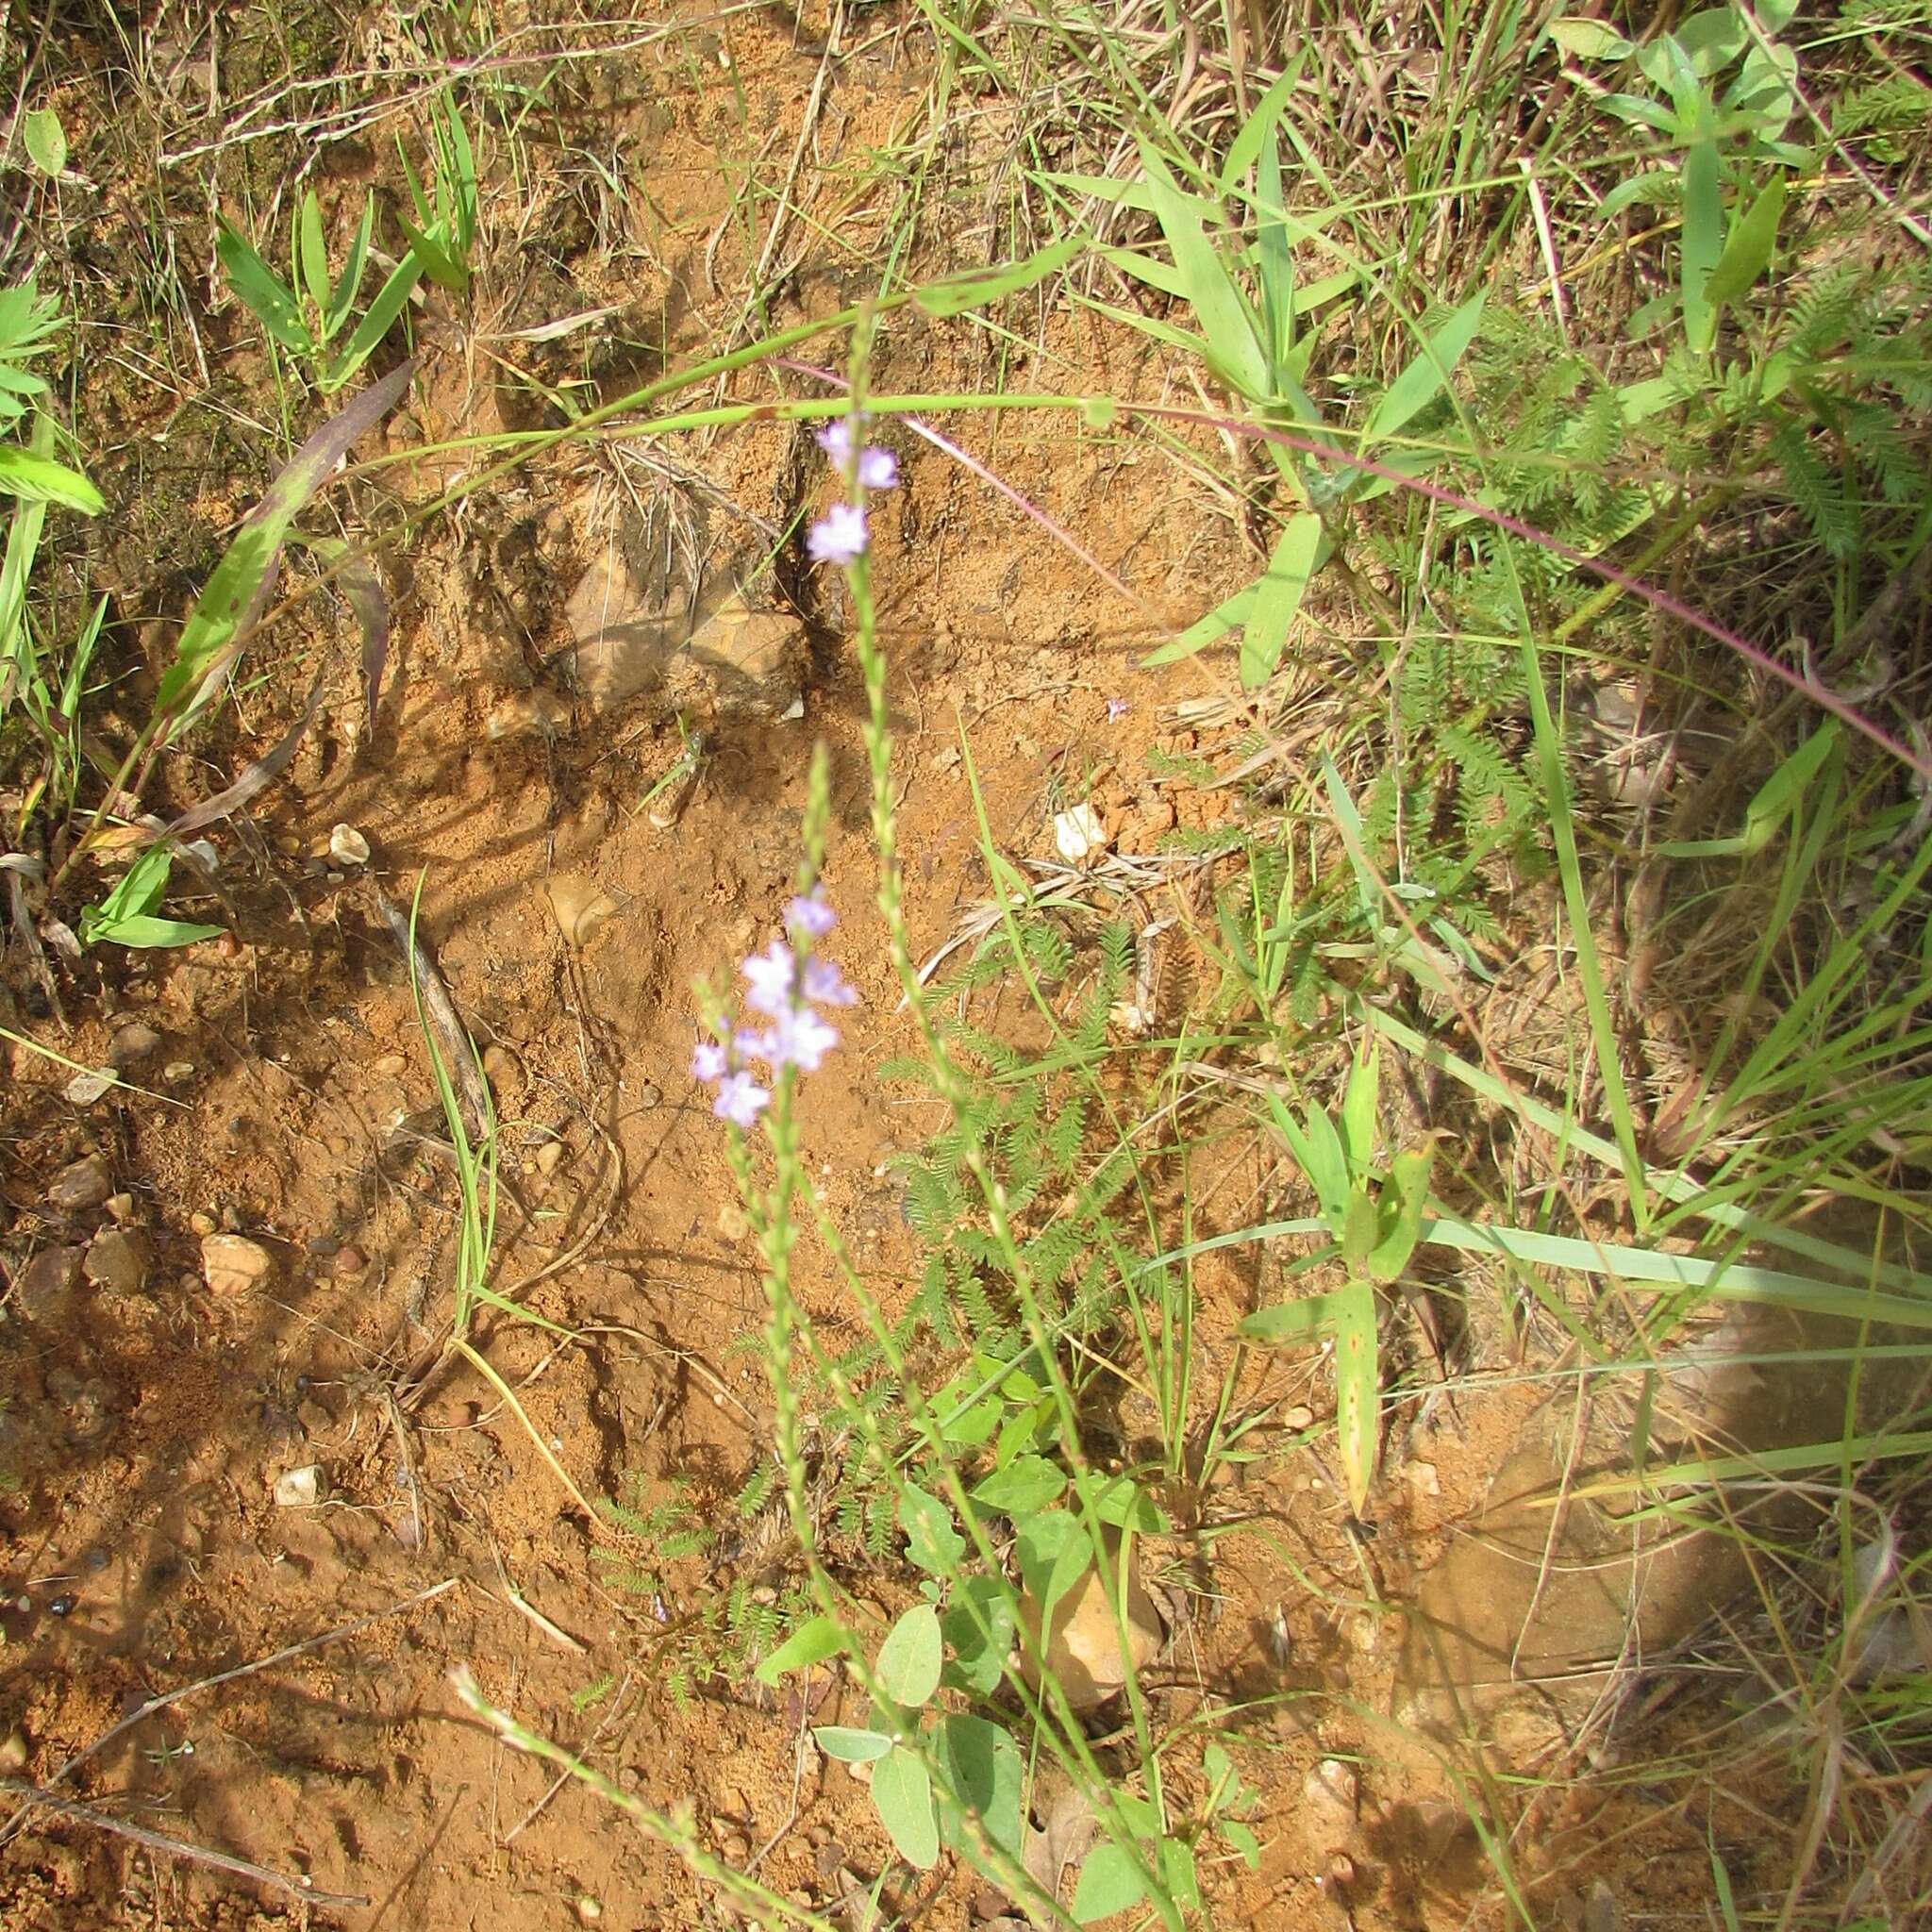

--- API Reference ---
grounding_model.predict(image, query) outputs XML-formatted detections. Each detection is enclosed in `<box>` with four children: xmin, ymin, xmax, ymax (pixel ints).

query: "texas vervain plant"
<box><xmin>12</xmin><ymin>2</ymin><xmax>1931</xmax><ymax>1923</ymax></box>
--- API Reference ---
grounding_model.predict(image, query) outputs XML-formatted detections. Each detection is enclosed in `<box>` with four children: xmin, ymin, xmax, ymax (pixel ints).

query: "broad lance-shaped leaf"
<box><xmin>1240</xmin><ymin>510</ymin><xmax>1324</xmax><ymax>690</ymax></box>
<box><xmin>156</xmin><ymin>359</ymin><xmax>413</xmax><ymax>733</ymax></box>
<box><xmin>1361</xmin><ymin>291</ymin><xmax>1486</xmax><ymax>449</ymax></box>
<box><xmin>1329</xmin><ymin>1277</ymin><xmax>1379</xmax><ymax>1516</ymax></box>
<box><xmin>871</xmin><ymin>1745</ymin><xmax>939</xmax><ymax>1870</ymax></box>
<box><xmin>299</xmin><ymin>532</ymin><xmax>391</xmax><ymax>735</ymax></box>
<box><xmin>1679</xmin><ymin>138</ymin><xmax>1723</xmax><ymax>353</ymax></box>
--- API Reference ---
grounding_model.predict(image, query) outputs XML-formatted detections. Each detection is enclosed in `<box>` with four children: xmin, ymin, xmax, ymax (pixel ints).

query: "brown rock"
<box><xmin>83</xmin><ymin>1228</ymin><xmax>150</xmax><ymax>1296</ymax></box>
<box><xmin>107</xmin><ymin>1021</ymin><xmax>162</xmax><ymax>1069</ymax></box>
<box><xmin>1018</xmin><ymin>1557</ymin><xmax>1162</xmax><ymax>1711</ymax></box>
<box><xmin>46</xmin><ymin>1153</ymin><xmax>112</xmax><ymax>1213</ymax></box>
<box><xmin>201</xmin><ymin>1234</ymin><xmax>275</xmax><ymax>1296</ymax></box>
<box><xmin>544</xmin><ymin>875</ymin><xmax>618</xmax><ymax>947</ymax></box>
<box><xmin>569</xmin><ymin>552</ymin><xmax>804</xmax><ymax>724</ymax></box>
<box><xmin>17</xmin><ymin>1246</ymin><xmax>83</xmax><ymax>1320</ymax></box>
<box><xmin>485</xmin><ymin>688</ymin><xmax>572</xmax><ymax>741</ymax></box>
<box><xmin>329</xmin><ymin>1246</ymin><xmax>367</xmax><ymax>1280</ymax></box>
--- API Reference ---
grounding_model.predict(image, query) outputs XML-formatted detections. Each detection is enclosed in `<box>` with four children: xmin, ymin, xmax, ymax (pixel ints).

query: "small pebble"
<box><xmin>46</xmin><ymin>1153</ymin><xmax>112</xmax><ymax>1213</ymax></box>
<box><xmin>201</xmin><ymin>1234</ymin><xmax>275</xmax><ymax>1296</ymax></box>
<box><xmin>107</xmin><ymin>1022</ymin><xmax>163</xmax><ymax>1069</ymax></box>
<box><xmin>329</xmin><ymin>1246</ymin><xmax>368</xmax><ymax>1280</ymax></box>
<box><xmin>189</xmin><ymin>1211</ymin><xmax>217</xmax><ymax>1237</ymax></box>
<box><xmin>481</xmin><ymin>1043</ymin><xmax>523</xmax><ymax>1091</ymax></box>
<box><xmin>104</xmin><ymin>1192</ymin><xmax>136</xmax><ymax>1223</ymax></box>
<box><xmin>0</xmin><ymin>1728</ymin><xmax>27</xmax><ymax>1773</ymax></box>
<box><xmin>274</xmin><ymin>1464</ymin><xmax>325</xmax><ymax>1507</ymax></box>
<box><xmin>161</xmin><ymin>1060</ymin><xmax>195</xmax><ymax>1087</ymax></box>
<box><xmin>635</xmin><ymin>1082</ymin><xmax>661</xmax><ymax>1110</ymax></box>
<box><xmin>83</xmin><ymin>1228</ymin><xmax>150</xmax><ymax>1296</ymax></box>
<box><xmin>534</xmin><ymin>1141</ymin><xmax>564</xmax><ymax>1177</ymax></box>
<box><xmin>47</xmin><ymin>1594</ymin><xmax>77</xmax><ymax>1618</ymax></box>
<box><xmin>1284</xmin><ymin>1405</ymin><xmax>1315</xmax><ymax>1430</ymax></box>
<box><xmin>575</xmin><ymin>1899</ymin><xmax>603</xmax><ymax>1927</ymax></box>
<box><xmin>544</xmin><ymin>875</ymin><xmax>617</xmax><ymax>947</ymax></box>
<box><xmin>327</xmin><ymin>824</ymin><xmax>371</xmax><ymax>867</ymax></box>
<box><xmin>715</xmin><ymin>1201</ymin><xmax>749</xmax><ymax>1241</ymax></box>
<box><xmin>17</xmin><ymin>1247</ymin><xmax>83</xmax><ymax>1320</ymax></box>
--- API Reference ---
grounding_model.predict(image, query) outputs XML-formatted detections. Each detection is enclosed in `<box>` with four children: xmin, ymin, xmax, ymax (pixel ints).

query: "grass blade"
<box><xmin>1362</xmin><ymin>291</ymin><xmax>1487</xmax><ymax>449</ymax></box>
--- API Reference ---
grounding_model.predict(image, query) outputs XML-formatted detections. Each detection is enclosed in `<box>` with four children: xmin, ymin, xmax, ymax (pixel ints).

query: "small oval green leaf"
<box><xmin>22</xmin><ymin>106</ymin><xmax>67</xmax><ymax>176</ymax></box>
<box><xmin>874</xmin><ymin>1603</ymin><xmax>942</xmax><ymax>1708</ymax></box>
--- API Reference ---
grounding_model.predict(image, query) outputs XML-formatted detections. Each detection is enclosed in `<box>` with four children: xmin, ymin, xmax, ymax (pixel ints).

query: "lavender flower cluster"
<box><xmin>692</xmin><ymin>888</ymin><xmax>858</xmax><ymax>1126</ymax></box>
<box><xmin>805</xmin><ymin>415</ymin><xmax>898</xmax><ymax>567</ymax></box>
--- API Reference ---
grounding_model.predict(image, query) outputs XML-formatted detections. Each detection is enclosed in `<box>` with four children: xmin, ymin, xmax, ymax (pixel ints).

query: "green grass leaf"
<box><xmin>1368</xmin><ymin>1147</ymin><xmax>1435</xmax><ymax>1284</ymax></box>
<box><xmin>1363</xmin><ymin>291</ymin><xmax>1486</xmax><ymax>448</ymax></box>
<box><xmin>297</xmin><ymin>192</ymin><xmax>331</xmax><ymax>317</ymax></box>
<box><xmin>157</xmin><ymin>358</ymin><xmax>413</xmax><ymax>727</ymax></box>
<box><xmin>1704</xmin><ymin>175</ymin><xmax>1786</xmax><ymax>316</ymax></box>
<box><xmin>1680</xmin><ymin>138</ymin><xmax>1723</xmax><ymax>352</ymax></box>
<box><xmin>324</xmin><ymin>199</ymin><xmax>375</xmax><ymax>342</ymax></box>
<box><xmin>216</xmin><ymin>220</ymin><xmax>309</xmax><ymax>353</ymax></box>
<box><xmin>1135</xmin><ymin>138</ymin><xmax>1266</xmax><ymax>400</ymax></box>
<box><xmin>915</xmin><ymin>237</ymin><xmax>1083</xmax><ymax>317</ymax></box>
<box><xmin>1330</xmin><ymin>1279</ymin><xmax>1379</xmax><ymax>1516</ymax></box>
<box><xmin>0</xmin><ymin>444</ymin><xmax>103</xmax><ymax>513</ymax></box>
<box><xmin>325</xmin><ymin>255</ymin><xmax>421</xmax><ymax>391</ymax></box>
<box><xmin>1143</xmin><ymin>578</ymin><xmax>1256</xmax><ymax>668</ymax></box>
<box><xmin>1240</xmin><ymin>510</ymin><xmax>1324</xmax><ymax>689</ymax></box>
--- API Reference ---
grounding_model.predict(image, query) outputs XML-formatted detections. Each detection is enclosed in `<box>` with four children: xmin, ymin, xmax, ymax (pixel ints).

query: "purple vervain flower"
<box><xmin>803</xmin><ymin>956</ymin><xmax>857</xmax><ymax>1008</ymax></box>
<box><xmin>1107</xmin><ymin>696</ymin><xmax>1129</xmax><ymax>724</ymax></box>
<box><xmin>750</xmin><ymin>1002</ymin><xmax>841</xmax><ymax>1074</ymax></box>
<box><xmin>816</xmin><ymin>418</ymin><xmax>858</xmax><ymax>467</ymax></box>
<box><xmin>741</xmin><ymin>935</ymin><xmax>802</xmax><ymax>1018</ymax></box>
<box><xmin>713</xmin><ymin>1070</ymin><xmax>770</xmax><ymax>1126</ymax></box>
<box><xmin>694</xmin><ymin>892</ymin><xmax>855</xmax><ymax>1115</ymax></box>
<box><xmin>856</xmin><ymin>446</ymin><xmax>898</xmax><ymax>491</ymax></box>
<box><xmin>807</xmin><ymin>501</ymin><xmax>869</xmax><ymax>566</ymax></box>
<box><xmin>787</xmin><ymin>888</ymin><xmax>837</xmax><ymax>939</ymax></box>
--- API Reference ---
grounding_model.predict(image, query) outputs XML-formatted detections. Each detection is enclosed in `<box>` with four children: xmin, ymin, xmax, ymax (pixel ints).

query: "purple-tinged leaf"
<box><xmin>157</xmin><ymin>359</ymin><xmax>413</xmax><ymax>734</ymax></box>
<box><xmin>166</xmin><ymin>673</ymin><xmax>325</xmax><ymax>838</ymax></box>
<box><xmin>341</xmin><ymin>552</ymin><xmax>391</xmax><ymax>736</ymax></box>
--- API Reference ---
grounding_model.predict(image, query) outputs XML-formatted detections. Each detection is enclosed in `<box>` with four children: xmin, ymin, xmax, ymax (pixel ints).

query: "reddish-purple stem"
<box><xmin>778</xmin><ymin>359</ymin><xmax>1150</xmax><ymax>614</ymax></box>
<box><xmin>1138</xmin><ymin>405</ymin><xmax>1932</xmax><ymax>783</ymax></box>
